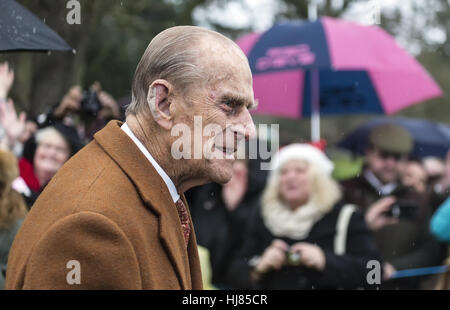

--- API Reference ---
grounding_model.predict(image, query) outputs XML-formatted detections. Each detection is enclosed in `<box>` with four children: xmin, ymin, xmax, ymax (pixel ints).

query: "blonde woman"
<box><xmin>228</xmin><ymin>144</ymin><xmax>381</xmax><ymax>289</ymax></box>
<box><xmin>14</xmin><ymin>123</ymin><xmax>81</xmax><ymax>208</ymax></box>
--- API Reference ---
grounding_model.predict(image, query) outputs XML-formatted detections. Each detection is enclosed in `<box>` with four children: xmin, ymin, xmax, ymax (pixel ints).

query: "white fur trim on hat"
<box><xmin>270</xmin><ymin>143</ymin><xmax>334</xmax><ymax>175</ymax></box>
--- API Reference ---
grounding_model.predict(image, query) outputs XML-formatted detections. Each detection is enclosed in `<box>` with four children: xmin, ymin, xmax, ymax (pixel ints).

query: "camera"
<box><xmin>80</xmin><ymin>90</ymin><xmax>101</xmax><ymax>117</ymax></box>
<box><xmin>286</xmin><ymin>251</ymin><xmax>302</xmax><ymax>266</ymax></box>
<box><xmin>385</xmin><ymin>200</ymin><xmax>418</xmax><ymax>220</ymax></box>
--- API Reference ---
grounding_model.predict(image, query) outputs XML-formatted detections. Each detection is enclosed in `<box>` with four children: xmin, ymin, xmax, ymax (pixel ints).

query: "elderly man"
<box><xmin>5</xmin><ymin>26</ymin><xmax>256</xmax><ymax>290</ymax></box>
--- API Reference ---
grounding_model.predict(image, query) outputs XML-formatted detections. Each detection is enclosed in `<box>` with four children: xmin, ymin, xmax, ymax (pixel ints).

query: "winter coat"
<box><xmin>228</xmin><ymin>201</ymin><xmax>381</xmax><ymax>290</ymax></box>
<box><xmin>5</xmin><ymin>121</ymin><xmax>202</xmax><ymax>290</ymax></box>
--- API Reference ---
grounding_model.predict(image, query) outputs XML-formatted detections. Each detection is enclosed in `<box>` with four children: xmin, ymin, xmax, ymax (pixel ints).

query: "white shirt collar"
<box><xmin>121</xmin><ymin>122</ymin><xmax>180</xmax><ymax>203</ymax></box>
<box><xmin>363</xmin><ymin>169</ymin><xmax>397</xmax><ymax>196</ymax></box>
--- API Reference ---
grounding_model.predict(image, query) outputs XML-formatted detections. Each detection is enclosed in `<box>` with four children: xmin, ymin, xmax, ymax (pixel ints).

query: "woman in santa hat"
<box><xmin>228</xmin><ymin>143</ymin><xmax>381</xmax><ymax>290</ymax></box>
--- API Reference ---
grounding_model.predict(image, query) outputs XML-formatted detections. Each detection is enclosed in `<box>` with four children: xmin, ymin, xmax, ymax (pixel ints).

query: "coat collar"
<box><xmin>120</xmin><ymin>122</ymin><xmax>180</xmax><ymax>203</ymax></box>
<box><xmin>93</xmin><ymin>120</ymin><xmax>196</xmax><ymax>289</ymax></box>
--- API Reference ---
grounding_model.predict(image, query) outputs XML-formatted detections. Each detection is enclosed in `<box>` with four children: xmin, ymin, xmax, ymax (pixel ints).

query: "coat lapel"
<box><xmin>94</xmin><ymin>120</ymin><xmax>192</xmax><ymax>289</ymax></box>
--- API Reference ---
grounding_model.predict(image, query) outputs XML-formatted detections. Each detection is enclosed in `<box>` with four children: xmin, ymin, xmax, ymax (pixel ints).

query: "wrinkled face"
<box><xmin>366</xmin><ymin>148</ymin><xmax>406</xmax><ymax>184</ymax></box>
<box><xmin>173</xmin><ymin>42</ymin><xmax>256</xmax><ymax>184</ymax></box>
<box><xmin>279</xmin><ymin>160</ymin><xmax>311</xmax><ymax>209</ymax></box>
<box><xmin>34</xmin><ymin>132</ymin><xmax>70</xmax><ymax>180</ymax></box>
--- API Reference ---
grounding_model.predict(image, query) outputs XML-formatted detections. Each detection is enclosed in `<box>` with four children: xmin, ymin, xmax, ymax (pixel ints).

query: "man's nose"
<box><xmin>238</xmin><ymin>108</ymin><xmax>256</xmax><ymax>141</ymax></box>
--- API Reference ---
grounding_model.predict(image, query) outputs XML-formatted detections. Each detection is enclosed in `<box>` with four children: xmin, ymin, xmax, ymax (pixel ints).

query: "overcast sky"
<box><xmin>192</xmin><ymin>0</ymin><xmax>447</xmax><ymax>55</ymax></box>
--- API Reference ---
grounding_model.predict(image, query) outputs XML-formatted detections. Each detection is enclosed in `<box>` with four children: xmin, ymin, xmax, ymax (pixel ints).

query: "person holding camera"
<box><xmin>341</xmin><ymin>124</ymin><xmax>446</xmax><ymax>289</ymax></box>
<box><xmin>228</xmin><ymin>144</ymin><xmax>380</xmax><ymax>290</ymax></box>
<box><xmin>43</xmin><ymin>82</ymin><xmax>122</xmax><ymax>143</ymax></box>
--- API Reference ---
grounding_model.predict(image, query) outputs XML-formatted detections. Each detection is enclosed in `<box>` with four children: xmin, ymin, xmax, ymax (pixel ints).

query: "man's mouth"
<box><xmin>215</xmin><ymin>145</ymin><xmax>237</xmax><ymax>156</ymax></box>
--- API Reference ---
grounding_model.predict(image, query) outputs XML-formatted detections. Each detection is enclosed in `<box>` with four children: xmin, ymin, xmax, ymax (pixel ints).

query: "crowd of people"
<box><xmin>0</xmin><ymin>57</ymin><xmax>449</xmax><ymax>290</ymax></box>
<box><xmin>188</xmin><ymin>117</ymin><xmax>450</xmax><ymax>289</ymax></box>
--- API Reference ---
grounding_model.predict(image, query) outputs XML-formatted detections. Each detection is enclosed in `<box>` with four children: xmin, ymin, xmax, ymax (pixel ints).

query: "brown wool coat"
<box><xmin>5</xmin><ymin>121</ymin><xmax>203</xmax><ymax>290</ymax></box>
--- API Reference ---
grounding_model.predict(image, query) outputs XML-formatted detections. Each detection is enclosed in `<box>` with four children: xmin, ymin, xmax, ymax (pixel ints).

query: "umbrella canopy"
<box><xmin>337</xmin><ymin>117</ymin><xmax>450</xmax><ymax>158</ymax></box>
<box><xmin>237</xmin><ymin>17</ymin><xmax>442</xmax><ymax>119</ymax></box>
<box><xmin>0</xmin><ymin>0</ymin><xmax>72</xmax><ymax>52</ymax></box>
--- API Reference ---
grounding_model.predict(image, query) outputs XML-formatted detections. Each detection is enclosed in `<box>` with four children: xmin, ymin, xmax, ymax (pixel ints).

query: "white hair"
<box><xmin>126</xmin><ymin>26</ymin><xmax>241</xmax><ymax>116</ymax></box>
<box><xmin>35</xmin><ymin>127</ymin><xmax>65</xmax><ymax>146</ymax></box>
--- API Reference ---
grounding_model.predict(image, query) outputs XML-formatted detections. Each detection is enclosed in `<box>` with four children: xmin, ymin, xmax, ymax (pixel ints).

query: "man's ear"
<box><xmin>147</xmin><ymin>79</ymin><xmax>173</xmax><ymax>130</ymax></box>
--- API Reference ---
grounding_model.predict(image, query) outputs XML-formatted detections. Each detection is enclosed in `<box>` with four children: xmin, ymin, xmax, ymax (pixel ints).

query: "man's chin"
<box><xmin>380</xmin><ymin>174</ymin><xmax>398</xmax><ymax>184</ymax></box>
<box><xmin>207</xmin><ymin>160</ymin><xmax>234</xmax><ymax>184</ymax></box>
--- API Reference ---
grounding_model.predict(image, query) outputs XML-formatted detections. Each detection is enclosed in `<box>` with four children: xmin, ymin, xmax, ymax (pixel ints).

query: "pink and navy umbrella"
<box><xmin>237</xmin><ymin>17</ymin><xmax>442</xmax><ymax>120</ymax></box>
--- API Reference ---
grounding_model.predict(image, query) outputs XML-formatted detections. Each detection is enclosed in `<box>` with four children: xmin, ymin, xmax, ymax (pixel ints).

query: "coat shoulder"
<box><xmin>36</xmin><ymin>140</ymin><xmax>147</xmax><ymax>221</ymax></box>
<box><xmin>5</xmin><ymin>140</ymin><xmax>157</xmax><ymax>289</ymax></box>
<box><xmin>7</xmin><ymin>211</ymin><xmax>142</xmax><ymax>289</ymax></box>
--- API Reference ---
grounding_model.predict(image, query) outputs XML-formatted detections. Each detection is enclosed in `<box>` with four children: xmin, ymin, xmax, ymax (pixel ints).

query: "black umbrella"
<box><xmin>0</xmin><ymin>0</ymin><xmax>72</xmax><ymax>52</ymax></box>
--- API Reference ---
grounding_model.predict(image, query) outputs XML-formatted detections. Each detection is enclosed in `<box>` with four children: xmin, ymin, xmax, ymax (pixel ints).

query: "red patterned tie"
<box><xmin>175</xmin><ymin>198</ymin><xmax>190</xmax><ymax>247</ymax></box>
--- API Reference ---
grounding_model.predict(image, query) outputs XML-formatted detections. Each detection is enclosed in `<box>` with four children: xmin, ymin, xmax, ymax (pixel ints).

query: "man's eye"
<box><xmin>224</xmin><ymin>100</ymin><xmax>233</xmax><ymax>106</ymax></box>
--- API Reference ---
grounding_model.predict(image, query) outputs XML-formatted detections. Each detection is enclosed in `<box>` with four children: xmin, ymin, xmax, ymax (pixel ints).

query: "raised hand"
<box><xmin>97</xmin><ymin>90</ymin><xmax>120</xmax><ymax>120</ymax></box>
<box><xmin>53</xmin><ymin>86</ymin><xmax>82</xmax><ymax>118</ymax></box>
<box><xmin>0</xmin><ymin>99</ymin><xmax>26</xmax><ymax>147</ymax></box>
<box><xmin>0</xmin><ymin>62</ymin><xmax>14</xmax><ymax>100</ymax></box>
<box><xmin>92</xmin><ymin>81</ymin><xmax>120</xmax><ymax>120</ymax></box>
